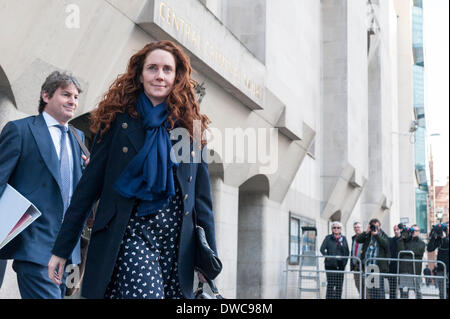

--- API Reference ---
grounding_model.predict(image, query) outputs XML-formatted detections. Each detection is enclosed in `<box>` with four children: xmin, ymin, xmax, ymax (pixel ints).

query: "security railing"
<box><xmin>284</xmin><ymin>255</ymin><xmax>363</xmax><ymax>299</ymax></box>
<box><xmin>284</xmin><ymin>254</ymin><xmax>448</xmax><ymax>299</ymax></box>
<box><xmin>364</xmin><ymin>256</ymin><xmax>447</xmax><ymax>299</ymax></box>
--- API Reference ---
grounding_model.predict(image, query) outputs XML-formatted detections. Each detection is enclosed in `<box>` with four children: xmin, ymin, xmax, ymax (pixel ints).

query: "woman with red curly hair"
<box><xmin>48</xmin><ymin>41</ymin><xmax>218</xmax><ymax>299</ymax></box>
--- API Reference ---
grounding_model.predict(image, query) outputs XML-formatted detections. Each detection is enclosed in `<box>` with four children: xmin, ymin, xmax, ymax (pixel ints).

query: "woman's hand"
<box><xmin>48</xmin><ymin>255</ymin><xmax>67</xmax><ymax>285</ymax></box>
<box><xmin>197</xmin><ymin>271</ymin><xmax>208</xmax><ymax>284</ymax></box>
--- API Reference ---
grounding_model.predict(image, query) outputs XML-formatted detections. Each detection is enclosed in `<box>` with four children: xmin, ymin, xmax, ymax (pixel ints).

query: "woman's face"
<box><xmin>332</xmin><ymin>225</ymin><xmax>342</xmax><ymax>236</ymax></box>
<box><xmin>140</xmin><ymin>49</ymin><xmax>176</xmax><ymax>106</ymax></box>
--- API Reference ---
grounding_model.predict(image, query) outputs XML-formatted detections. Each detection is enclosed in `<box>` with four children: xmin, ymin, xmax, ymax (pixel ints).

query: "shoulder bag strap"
<box><xmin>69</xmin><ymin>124</ymin><xmax>90</xmax><ymax>158</ymax></box>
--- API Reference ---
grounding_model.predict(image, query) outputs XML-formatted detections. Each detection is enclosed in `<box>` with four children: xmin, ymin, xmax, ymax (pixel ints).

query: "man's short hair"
<box><xmin>369</xmin><ymin>218</ymin><xmax>381</xmax><ymax>225</ymax></box>
<box><xmin>353</xmin><ymin>221</ymin><xmax>361</xmax><ymax>226</ymax></box>
<box><xmin>38</xmin><ymin>71</ymin><xmax>82</xmax><ymax>113</ymax></box>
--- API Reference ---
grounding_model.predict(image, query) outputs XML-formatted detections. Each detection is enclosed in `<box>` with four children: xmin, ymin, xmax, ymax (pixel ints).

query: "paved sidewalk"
<box><xmin>0</xmin><ymin>260</ymin><xmax>20</xmax><ymax>299</ymax></box>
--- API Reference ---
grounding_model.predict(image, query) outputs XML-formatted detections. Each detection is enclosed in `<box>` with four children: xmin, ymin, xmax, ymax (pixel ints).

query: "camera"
<box><xmin>430</xmin><ymin>223</ymin><xmax>448</xmax><ymax>238</ymax></box>
<box><xmin>370</xmin><ymin>224</ymin><xmax>378</xmax><ymax>232</ymax></box>
<box><xmin>401</xmin><ymin>226</ymin><xmax>414</xmax><ymax>241</ymax></box>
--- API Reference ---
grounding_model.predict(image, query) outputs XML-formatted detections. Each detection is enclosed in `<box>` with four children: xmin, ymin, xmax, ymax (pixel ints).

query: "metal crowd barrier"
<box><xmin>283</xmin><ymin>255</ymin><xmax>363</xmax><ymax>299</ymax></box>
<box><xmin>364</xmin><ymin>256</ymin><xmax>447</xmax><ymax>299</ymax></box>
<box><xmin>283</xmin><ymin>254</ymin><xmax>448</xmax><ymax>299</ymax></box>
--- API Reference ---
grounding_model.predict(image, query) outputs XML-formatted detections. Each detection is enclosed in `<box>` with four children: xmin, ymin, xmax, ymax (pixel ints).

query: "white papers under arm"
<box><xmin>0</xmin><ymin>184</ymin><xmax>42</xmax><ymax>250</ymax></box>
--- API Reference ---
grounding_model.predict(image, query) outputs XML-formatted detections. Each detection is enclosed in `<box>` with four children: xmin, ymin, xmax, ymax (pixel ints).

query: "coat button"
<box><xmin>122</xmin><ymin>122</ymin><xmax>128</xmax><ymax>129</ymax></box>
<box><xmin>184</xmin><ymin>194</ymin><xmax>189</xmax><ymax>200</ymax></box>
<box><xmin>122</xmin><ymin>147</ymin><xmax>128</xmax><ymax>153</ymax></box>
<box><xmin>188</xmin><ymin>176</ymin><xmax>193</xmax><ymax>182</ymax></box>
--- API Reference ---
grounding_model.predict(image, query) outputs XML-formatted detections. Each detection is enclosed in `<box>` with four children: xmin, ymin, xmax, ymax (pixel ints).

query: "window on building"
<box><xmin>289</xmin><ymin>214</ymin><xmax>317</xmax><ymax>265</ymax></box>
<box><xmin>301</xmin><ymin>224</ymin><xmax>317</xmax><ymax>256</ymax></box>
<box><xmin>289</xmin><ymin>216</ymin><xmax>300</xmax><ymax>264</ymax></box>
<box><xmin>413</xmin><ymin>47</ymin><xmax>424</xmax><ymax>66</ymax></box>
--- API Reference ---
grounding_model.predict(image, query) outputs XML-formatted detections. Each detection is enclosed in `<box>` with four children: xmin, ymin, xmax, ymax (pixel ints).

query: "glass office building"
<box><xmin>412</xmin><ymin>0</ymin><xmax>428</xmax><ymax>233</ymax></box>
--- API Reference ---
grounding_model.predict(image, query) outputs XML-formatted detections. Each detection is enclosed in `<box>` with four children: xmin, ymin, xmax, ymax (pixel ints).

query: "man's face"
<box><xmin>353</xmin><ymin>223</ymin><xmax>362</xmax><ymax>235</ymax></box>
<box><xmin>42</xmin><ymin>83</ymin><xmax>79</xmax><ymax>125</ymax></box>
<box><xmin>394</xmin><ymin>225</ymin><xmax>401</xmax><ymax>237</ymax></box>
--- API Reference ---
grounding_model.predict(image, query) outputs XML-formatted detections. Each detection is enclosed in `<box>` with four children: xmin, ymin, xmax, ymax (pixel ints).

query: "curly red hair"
<box><xmin>90</xmin><ymin>41</ymin><xmax>210</xmax><ymax>143</ymax></box>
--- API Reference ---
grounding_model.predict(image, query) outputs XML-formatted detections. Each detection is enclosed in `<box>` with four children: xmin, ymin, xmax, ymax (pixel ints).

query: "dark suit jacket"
<box><xmin>52</xmin><ymin>112</ymin><xmax>217</xmax><ymax>299</ymax></box>
<box><xmin>351</xmin><ymin>234</ymin><xmax>362</xmax><ymax>270</ymax></box>
<box><xmin>0</xmin><ymin>114</ymin><xmax>83</xmax><ymax>265</ymax></box>
<box><xmin>397</xmin><ymin>237</ymin><xmax>425</xmax><ymax>275</ymax></box>
<box><xmin>388</xmin><ymin>236</ymin><xmax>400</xmax><ymax>273</ymax></box>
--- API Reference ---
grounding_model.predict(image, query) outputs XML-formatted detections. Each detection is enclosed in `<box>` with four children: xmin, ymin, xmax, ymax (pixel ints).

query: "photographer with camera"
<box><xmin>356</xmin><ymin>218</ymin><xmax>389</xmax><ymax>299</ymax></box>
<box><xmin>427</xmin><ymin>223</ymin><xmax>449</xmax><ymax>299</ymax></box>
<box><xmin>397</xmin><ymin>224</ymin><xmax>425</xmax><ymax>299</ymax></box>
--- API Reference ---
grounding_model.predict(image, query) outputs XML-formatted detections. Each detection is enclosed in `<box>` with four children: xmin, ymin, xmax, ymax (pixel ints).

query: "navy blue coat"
<box><xmin>52</xmin><ymin>112</ymin><xmax>217</xmax><ymax>299</ymax></box>
<box><xmin>0</xmin><ymin>114</ymin><xmax>83</xmax><ymax>266</ymax></box>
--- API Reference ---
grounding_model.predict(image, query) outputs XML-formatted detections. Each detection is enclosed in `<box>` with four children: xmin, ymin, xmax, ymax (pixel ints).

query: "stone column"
<box><xmin>321</xmin><ymin>0</ymin><xmax>369</xmax><ymax>225</ymax></box>
<box><xmin>237</xmin><ymin>192</ymin><xmax>266</xmax><ymax>299</ymax></box>
<box><xmin>209</xmin><ymin>175</ymin><xmax>239</xmax><ymax>298</ymax></box>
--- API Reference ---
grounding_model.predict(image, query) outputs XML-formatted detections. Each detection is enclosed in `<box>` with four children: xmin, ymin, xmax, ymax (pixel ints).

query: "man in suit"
<box><xmin>350</xmin><ymin>222</ymin><xmax>364</xmax><ymax>296</ymax></box>
<box><xmin>0</xmin><ymin>71</ymin><xmax>86</xmax><ymax>299</ymax></box>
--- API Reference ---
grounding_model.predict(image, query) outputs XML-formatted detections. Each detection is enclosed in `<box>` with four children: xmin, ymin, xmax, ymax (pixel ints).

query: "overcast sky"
<box><xmin>423</xmin><ymin>0</ymin><xmax>449</xmax><ymax>186</ymax></box>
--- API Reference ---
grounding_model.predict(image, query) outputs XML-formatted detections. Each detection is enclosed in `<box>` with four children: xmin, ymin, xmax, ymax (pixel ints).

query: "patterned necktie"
<box><xmin>56</xmin><ymin>125</ymin><xmax>71</xmax><ymax>213</ymax></box>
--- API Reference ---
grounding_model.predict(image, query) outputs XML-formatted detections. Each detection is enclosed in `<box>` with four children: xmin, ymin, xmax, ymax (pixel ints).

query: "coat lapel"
<box><xmin>28</xmin><ymin>114</ymin><xmax>61</xmax><ymax>189</ymax></box>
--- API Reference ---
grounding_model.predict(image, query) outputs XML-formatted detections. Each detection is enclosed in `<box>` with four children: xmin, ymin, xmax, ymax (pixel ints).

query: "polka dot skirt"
<box><xmin>104</xmin><ymin>182</ymin><xmax>185</xmax><ymax>299</ymax></box>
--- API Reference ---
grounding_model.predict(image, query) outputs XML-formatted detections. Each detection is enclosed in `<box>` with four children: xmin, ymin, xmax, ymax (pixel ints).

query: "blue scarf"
<box><xmin>114</xmin><ymin>91</ymin><xmax>178</xmax><ymax>217</ymax></box>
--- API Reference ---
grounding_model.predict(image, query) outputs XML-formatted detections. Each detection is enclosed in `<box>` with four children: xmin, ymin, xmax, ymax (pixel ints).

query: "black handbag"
<box><xmin>193</xmin><ymin>209</ymin><xmax>223</xmax><ymax>280</ymax></box>
<box><xmin>194</xmin><ymin>278</ymin><xmax>224</xmax><ymax>299</ymax></box>
<box><xmin>192</xmin><ymin>208</ymin><xmax>224</xmax><ymax>299</ymax></box>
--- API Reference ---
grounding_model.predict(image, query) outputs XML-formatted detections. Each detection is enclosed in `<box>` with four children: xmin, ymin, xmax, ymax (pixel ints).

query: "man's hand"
<box><xmin>81</xmin><ymin>155</ymin><xmax>90</xmax><ymax>166</ymax></box>
<box><xmin>48</xmin><ymin>255</ymin><xmax>67</xmax><ymax>285</ymax></box>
